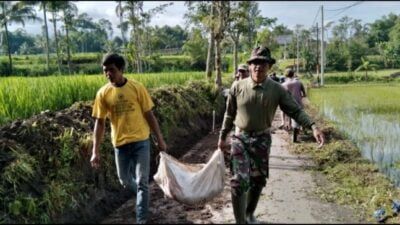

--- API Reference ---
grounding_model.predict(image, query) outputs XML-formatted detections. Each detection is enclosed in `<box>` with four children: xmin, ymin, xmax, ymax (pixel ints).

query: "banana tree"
<box><xmin>355</xmin><ymin>57</ymin><xmax>378</xmax><ymax>79</ymax></box>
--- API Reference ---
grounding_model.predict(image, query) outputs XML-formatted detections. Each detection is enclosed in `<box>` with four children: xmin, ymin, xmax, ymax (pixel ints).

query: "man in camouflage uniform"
<box><xmin>218</xmin><ymin>46</ymin><xmax>324</xmax><ymax>224</ymax></box>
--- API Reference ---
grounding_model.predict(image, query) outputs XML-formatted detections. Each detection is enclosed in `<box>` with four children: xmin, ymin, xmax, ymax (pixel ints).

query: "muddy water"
<box><xmin>320</xmin><ymin>103</ymin><xmax>400</xmax><ymax>186</ymax></box>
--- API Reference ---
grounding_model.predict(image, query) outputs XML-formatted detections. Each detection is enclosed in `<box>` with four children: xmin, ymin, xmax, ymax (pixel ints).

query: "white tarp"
<box><xmin>153</xmin><ymin>149</ymin><xmax>225</xmax><ymax>205</ymax></box>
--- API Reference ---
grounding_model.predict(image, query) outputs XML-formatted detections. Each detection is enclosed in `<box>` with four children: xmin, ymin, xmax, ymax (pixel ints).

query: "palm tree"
<box><xmin>23</xmin><ymin>1</ymin><xmax>51</xmax><ymax>73</ymax></box>
<box><xmin>18</xmin><ymin>42</ymin><xmax>31</xmax><ymax>55</ymax></box>
<box><xmin>102</xmin><ymin>40</ymin><xmax>122</xmax><ymax>53</ymax></box>
<box><xmin>74</xmin><ymin>13</ymin><xmax>96</xmax><ymax>53</ymax></box>
<box><xmin>115</xmin><ymin>1</ymin><xmax>127</xmax><ymax>48</ymax></box>
<box><xmin>355</xmin><ymin>57</ymin><xmax>378</xmax><ymax>79</ymax></box>
<box><xmin>0</xmin><ymin>1</ymin><xmax>41</xmax><ymax>75</ymax></box>
<box><xmin>60</xmin><ymin>1</ymin><xmax>77</xmax><ymax>75</ymax></box>
<box><xmin>47</xmin><ymin>1</ymin><xmax>62</xmax><ymax>75</ymax></box>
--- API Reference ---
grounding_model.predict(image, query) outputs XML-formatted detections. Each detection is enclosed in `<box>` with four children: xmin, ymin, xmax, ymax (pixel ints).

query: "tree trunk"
<box><xmin>52</xmin><ymin>12</ymin><xmax>61</xmax><ymax>75</ymax></box>
<box><xmin>135</xmin><ymin>33</ymin><xmax>142</xmax><ymax>73</ymax></box>
<box><xmin>214</xmin><ymin>37</ymin><xmax>222</xmax><ymax>89</ymax></box>
<box><xmin>64</xmin><ymin>16</ymin><xmax>71</xmax><ymax>75</ymax></box>
<box><xmin>4</xmin><ymin>21</ymin><xmax>12</xmax><ymax>75</ymax></box>
<box><xmin>43</xmin><ymin>3</ymin><xmax>50</xmax><ymax>73</ymax></box>
<box><xmin>205</xmin><ymin>3</ymin><xmax>215</xmax><ymax>79</ymax></box>
<box><xmin>118</xmin><ymin>1</ymin><xmax>126</xmax><ymax>47</ymax></box>
<box><xmin>233</xmin><ymin>36</ymin><xmax>239</xmax><ymax>76</ymax></box>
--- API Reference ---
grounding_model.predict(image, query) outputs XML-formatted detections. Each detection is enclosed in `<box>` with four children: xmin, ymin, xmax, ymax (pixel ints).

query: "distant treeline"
<box><xmin>1</xmin><ymin>1</ymin><xmax>400</xmax><ymax>77</ymax></box>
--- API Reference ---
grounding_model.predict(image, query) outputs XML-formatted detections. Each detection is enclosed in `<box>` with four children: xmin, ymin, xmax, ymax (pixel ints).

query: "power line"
<box><xmin>325</xmin><ymin>1</ymin><xmax>363</xmax><ymax>11</ymax></box>
<box><xmin>311</xmin><ymin>7</ymin><xmax>321</xmax><ymax>28</ymax></box>
<box><xmin>325</xmin><ymin>2</ymin><xmax>363</xmax><ymax>20</ymax></box>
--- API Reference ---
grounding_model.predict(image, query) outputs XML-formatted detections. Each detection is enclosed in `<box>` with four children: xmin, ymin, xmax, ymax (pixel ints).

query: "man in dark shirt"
<box><xmin>218</xmin><ymin>46</ymin><xmax>324</xmax><ymax>224</ymax></box>
<box><xmin>270</xmin><ymin>72</ymin><xmax>280</xmax><ymax>82</ymax></box>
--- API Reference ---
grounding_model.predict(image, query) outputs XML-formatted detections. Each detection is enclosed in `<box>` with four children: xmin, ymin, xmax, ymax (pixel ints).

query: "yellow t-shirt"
<box><xmin>92</xmin><ymin>79</ymin><xmax>154</xmax><ymax>147</ymax></box>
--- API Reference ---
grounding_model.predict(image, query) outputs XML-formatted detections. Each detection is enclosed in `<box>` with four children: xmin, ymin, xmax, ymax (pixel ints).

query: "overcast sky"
<box><xmin>8</xmin><ymin>1</ymin><xmax>400</xmax><ymax>38</ymax></box>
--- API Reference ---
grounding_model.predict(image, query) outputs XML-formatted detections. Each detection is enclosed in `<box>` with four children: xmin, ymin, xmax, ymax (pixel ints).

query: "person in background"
<box><xmin>90</xmin><ymin>53</ymin><xmax>167</xmax><ymax>224</ymax></box>
<box><xmin>270</xmin><ymin>72</ymin><xmax>280</xmax><ymax>82</ymax></box>
<box><xmin>235</xmin><ymin>64</ymin><xmax>250</xmax><ymax>81</ymax></box>
<box><xmin>217</xmin><ymin>46</ymin><xmax>324</xmax><ymax>224</ymax></box>
<box><xmin>224</xmin><ymin>64</ymin><xmax>250</xmax><ymax>100</ymax></box>
<box><xmin>281</xmin><ymin>68</ymin><xmax>307</xmax><ymax>142</ymax></box>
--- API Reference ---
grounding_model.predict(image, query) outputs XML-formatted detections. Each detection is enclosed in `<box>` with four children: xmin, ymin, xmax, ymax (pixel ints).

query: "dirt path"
<box><xmin>101</xmin><ymin>111</ymin><xmax>362</xmax><ymax>224</ymax></box>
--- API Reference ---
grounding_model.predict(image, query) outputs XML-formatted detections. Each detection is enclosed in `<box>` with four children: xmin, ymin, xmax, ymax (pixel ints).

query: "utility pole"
<box><xmin>316</xmin><ymin>23</ymin><xmax>319</xmax><ymax>81</ymax></box>
<box><xmin>320</xmin><ymin>5</ymin><xmax>325</xmax><ymax>86</ymax></box>
<box><xmin>296</xmin><ymin>32</ymin><xmax>299</xmax><ymax>75</ymax></box>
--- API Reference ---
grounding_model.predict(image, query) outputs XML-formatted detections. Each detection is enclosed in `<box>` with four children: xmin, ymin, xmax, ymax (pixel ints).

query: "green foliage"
<box><xmin>367</xmin><ymin>13</ymin><xmax>399</xmax><ymax>47</ymax></box>
<box><xmin>56</xmin><ymin>128</ymin><xmax>76</xmax><ymax>167</ymax></box>
<box><xmin>2</xmin><ymin>147</ymin><xmax>37</xmax><ymax>191</ymax></box>
<box><xmin>182</xmin><ymin>28</ymin><xmax>207</xmax><ymax>70</ymax></box>
<box><xmin>321</xmin><ymin>69</ymin><xmax>400</xmax><ymax>84</ymax></box>
<box><xmin>0</xmin><ymin>79</ymin><xmax>226</xmax><ymax>223</ymax></box>
<box><xmin>290</xmin><ymin>99</ymin><xmax>400</xmax><ymax>222</ymax></box>
<box><xmin>354</xmin><ymin>57</ymin><xmax>379</xmax><ymax>78</ymax></box>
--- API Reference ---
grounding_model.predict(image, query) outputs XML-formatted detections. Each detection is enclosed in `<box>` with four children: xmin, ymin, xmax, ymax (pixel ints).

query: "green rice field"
<box><xmin>309</xmin><ymin>83</ymin><xmax>400</xmax><ymax>185</ymax></box>
<box><xmin>0</xmin><ymin>72</ymin><xmax>209</xmax><ymax>125</ymax></box>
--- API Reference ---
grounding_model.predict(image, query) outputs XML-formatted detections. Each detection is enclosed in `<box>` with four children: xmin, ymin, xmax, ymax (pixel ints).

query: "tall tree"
<box><xmin>367</xmin><ymin>13</ymin><xmax>398</xmax><ymax>47</ymax></box>
<box><xmin>47</xmin><ymin>1</ymin><xmax>63</xmax><ymax>74</ymax></box>
<box><xmin>0</xmin><ymin>1</ymin><xmax>40</xmax><ymax>75</ymax></box>
<box><xmin>184</xmin><ymin>2</ymin><xmax>215</xmax><ymax>79</ymax></box>
<box><xmin>24</xmin><ymin>1</ymin><xmax>51</xmax><ymax>72</ymax></box>
<box><xmin>182</xmin><ymin>28</ymin><xmax>207</xmax><ymax>69</ymax></box>
<box><xmin>228</xmin><ymin>2</ymin><xmax>276</xmax><ymax>74</ymax></box>
<box><xmin>243</xmin><ymin>2</ymin><xmax>276</xmax><ymax>49</ymax></box>
<box><xmin>98</xmin><ymin>18</ymin><xmax>113</xmax><ymax>40</ymax></box>
<box><xmin>73</xmin><ymin>12</ymin><xmax>97</xmax><ymax>53</ymax></box>
<box><xmin>121</xmin><ymin>1</ymin><xmax>171</xmax><ymax>73</ymax></box>
<box><xmin>213</xmin><ymin>1</ymin><xmax>230</xmax><ymax>88</ymax></box>
<box><xmin>115</xmin><ymin>1</ymin><xmax>127</xmax><ymax>49</ymax></box>
<box><xmin>60</xmin><ymin>1</ymin><xmax>77</xmax><ymax>75</ymax></box>
<box><xmin>140</xmin><ymin>2</ymin><xmax>172</xmax><ymax>71</ymax></box>
<box><xmin>206</xmin><ymin>3</ymin><xmax>215</xmax><ymax>80</ymax></box>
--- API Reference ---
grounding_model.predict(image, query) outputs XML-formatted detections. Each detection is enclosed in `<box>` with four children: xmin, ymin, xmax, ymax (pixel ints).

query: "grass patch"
<box><xmin>289</xmin><ymin>100</ymin><xmax>400</xmax><ymax>223</ymax></box>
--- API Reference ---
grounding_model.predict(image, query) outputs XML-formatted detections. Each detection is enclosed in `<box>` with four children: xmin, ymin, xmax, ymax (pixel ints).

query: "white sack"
<box><xmin>153</xmin><ymin>149</ymin><xmax>225</xmax><ymax>205</ymax></box>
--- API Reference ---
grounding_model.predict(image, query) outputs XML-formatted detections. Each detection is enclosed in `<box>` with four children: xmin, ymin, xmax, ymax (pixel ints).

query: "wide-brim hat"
<box><xmin>246</xmin><ymin>46</ymin><xmax>276</xmax><ymax>65</ymax></box>
<box><xmin>238</xmin><ymin>64</ymin><xmax>249</xmax><ymax>71</ymax></box>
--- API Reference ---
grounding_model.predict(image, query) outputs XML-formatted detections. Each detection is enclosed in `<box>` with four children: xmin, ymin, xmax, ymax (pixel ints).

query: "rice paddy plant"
<box><xmin>321</xmin><ymin>69</ymin><xmax>400</xmax><ymax>83</ymax></box>
<box><xmin>309</xmin><ymin>83</ymin><xmax>400</xmax><ymax>185</ymax></box>
<box><xmin>2</xmin><ymin>146</ymin><xmax>38</xmax><ymax>192</ymax></box>
<box><xmin>0</xmin><ymin>71</ymin><xmax>206</xmax><ymax>125</ymax></box>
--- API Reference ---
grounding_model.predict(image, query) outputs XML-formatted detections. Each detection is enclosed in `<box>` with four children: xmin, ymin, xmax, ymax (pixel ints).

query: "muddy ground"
<box><xmin>101</xmin><ymin>110</ymin><xmax>367</xmax><ymax>224</ymax></box>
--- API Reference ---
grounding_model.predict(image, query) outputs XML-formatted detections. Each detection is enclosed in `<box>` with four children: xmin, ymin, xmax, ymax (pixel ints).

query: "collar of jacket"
<box><xmin>248</xmin><ymin>76</ymin><xmax>269</xmax><ymax>89</ymax></box>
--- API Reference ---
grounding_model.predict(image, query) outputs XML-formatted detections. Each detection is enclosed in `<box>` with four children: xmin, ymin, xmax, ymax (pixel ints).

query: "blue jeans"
<box><xmin>114</xmin><ymin>139</ymin><xmax>150</xmax><ymax>224</ymax></box>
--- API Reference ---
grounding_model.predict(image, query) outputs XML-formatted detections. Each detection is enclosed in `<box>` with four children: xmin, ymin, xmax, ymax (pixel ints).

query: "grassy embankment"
<box><xmin>0</xmin><ymin>77</ymin><xmax>227</xmax><ymax>223</ymax></box>
<box><xmin>290</xmin><ymin>83</ymin><xmax>400</xmax><ymax>223</ymax></box>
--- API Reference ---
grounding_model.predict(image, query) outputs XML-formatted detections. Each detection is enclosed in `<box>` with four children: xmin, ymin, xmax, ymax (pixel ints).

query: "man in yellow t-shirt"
<box><xmin>90</xmin><ymin>53</ymin><xmax>167</xmax><ymax>224</ymax></box>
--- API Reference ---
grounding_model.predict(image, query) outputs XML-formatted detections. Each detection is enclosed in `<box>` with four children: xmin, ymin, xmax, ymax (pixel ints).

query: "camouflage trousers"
<box><xmin>229</xmin><ymin>132</ymin><xmax>272</xmax><ymax>196</ymax></box>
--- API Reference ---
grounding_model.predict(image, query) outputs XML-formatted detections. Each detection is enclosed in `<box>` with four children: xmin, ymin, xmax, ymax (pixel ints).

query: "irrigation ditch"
<box><xmin>289</xmin><ymin>99</ymin><xmax>400</xmax><ymax>223</ymax></box>
<box><xmin>0</xmin><ymin>80</ymin><xmax>225</xmax><ymax>223</ymax></box>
